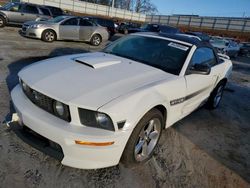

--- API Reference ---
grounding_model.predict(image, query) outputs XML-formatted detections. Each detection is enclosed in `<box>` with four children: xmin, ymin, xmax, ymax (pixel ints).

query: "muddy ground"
<box><xmin>0</xmin><ymin>27</ymin><xmax>250</xmax><ymax>188</ymax></box>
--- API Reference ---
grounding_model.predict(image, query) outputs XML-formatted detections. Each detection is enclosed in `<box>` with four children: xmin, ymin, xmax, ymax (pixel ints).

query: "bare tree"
<box><xmin>79</xmin><ymin>0</ymin><xmax>158</xmax><ymax>13</ymax></box>
<box><xmin>135</xmin><ymin>0</ymin><xmax>157</xmax><ymax>14</ymax></box>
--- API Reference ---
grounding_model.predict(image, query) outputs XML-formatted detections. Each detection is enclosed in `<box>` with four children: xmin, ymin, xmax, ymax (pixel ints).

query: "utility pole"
<box><xmin>112</xmin><ymin>0</ymin><xmax>115</xmax><ymax>9</ymax></box>
<box><xmin>242</xmin><ymin>11</ymin><xmax>245</xmax><ymax>18</ymax></box>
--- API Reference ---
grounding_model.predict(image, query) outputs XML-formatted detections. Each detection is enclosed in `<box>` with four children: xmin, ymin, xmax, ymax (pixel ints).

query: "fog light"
<box><xmin>54</xmin><ymin>101</ymin><xmax>64</xmax><ymax>116</ymax></box>
<box><xmin>32</xmin><ymin>90</ymin><xmax>39</xmax><ymax>100</ymax></box>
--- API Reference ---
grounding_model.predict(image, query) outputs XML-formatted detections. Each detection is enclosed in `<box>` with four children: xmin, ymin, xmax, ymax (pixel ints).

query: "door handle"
<box><xmin>21</xmin><ymin>13</ymin><xmax>24</xmax><ymax>16</ymax></box>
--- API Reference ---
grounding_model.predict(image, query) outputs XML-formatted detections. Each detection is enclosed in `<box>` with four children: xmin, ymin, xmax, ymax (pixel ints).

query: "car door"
<box><xmin>59</xmin><ymin>17</ymin><xmax>80</xmax><ymax>40</ymax></box>
<box><xmin>79</xmin><ymin>18</ymin><xmax>94</xmax><ymax>41</ymax></box>
<box><xmin>21</xmin><ymin>4</ymin><xmax>40</xmax><ymax>22</ymax></box>
<box><xmin>4</xmin><ymin>3</ymin><xmax>23</xmax><ymax>23</ymax></box>
<box><xmin>182</xmin><ymin>47</ymin><xmax>222</xmax><ymax>116</ymax></box>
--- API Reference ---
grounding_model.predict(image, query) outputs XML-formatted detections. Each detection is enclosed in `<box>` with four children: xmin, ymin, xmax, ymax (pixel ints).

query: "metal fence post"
<box><xmin>177</xmin><ymin>16</ymin><xmax>180</xmax><ymax>26</ymax></box>
<box><xmin>200</xmin><ymin>17</ymin><xmax>203</xmax><ymax>28</ymax></box>
<box><xmin>226</xmin><ymin>19</ymin><xmax>231</xmax><ymax>31</ymax></box>
<box><xmin>158</xmin><ymin>15</ymin><xmax>161</xmax><ymax>24</ymax></box>
<box><xmin>212</xmin><ymin>18</ymin><xmax>217</xmax><ymax>30</ymax></box>
<box><xmin>188</xmin><ymin>16</ymin><xmax>191</xmax><ymax>29</ymax></box>
<box><xmin>242</xmin><ymin>19</ymin><xmax>247</xmax><ymax>33</ymax></box>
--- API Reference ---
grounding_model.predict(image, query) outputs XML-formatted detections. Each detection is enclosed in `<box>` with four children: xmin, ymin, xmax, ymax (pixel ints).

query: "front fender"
<box><xmin>0</xmin><ymin>11</ymin><xmax>7</xmax><ymax>20</ymax></box>
<box><xmin>98</xmin><ymin>86</ymin><xmax>170</xmax><ymax>131</ymax></box>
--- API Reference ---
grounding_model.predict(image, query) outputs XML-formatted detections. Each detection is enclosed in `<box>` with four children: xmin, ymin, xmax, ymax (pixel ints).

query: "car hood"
<box><xmin>19</xmin><ymin>52</ymin><xmax>174</xmax><ymax>110</ymax></box>
<box><xmin>24</xmin><ymin>20</ymin><xmax>55</xmax><ymax>26</ymax></box>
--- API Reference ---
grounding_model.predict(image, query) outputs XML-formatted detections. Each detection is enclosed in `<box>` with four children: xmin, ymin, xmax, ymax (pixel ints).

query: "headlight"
<box><xmin>30</xmin><ymin>24</ymin><xmax>44</xmax><ymax>29</ymax></box>
<box><xmin>53</xmin><ymin>100</ymin><xmax>70</xmax><ymax>121</ymax></box>
<box><xmin>78</xmin><ymin>108</ymin><xmax>114</xmax><ymax>131</ymax></box>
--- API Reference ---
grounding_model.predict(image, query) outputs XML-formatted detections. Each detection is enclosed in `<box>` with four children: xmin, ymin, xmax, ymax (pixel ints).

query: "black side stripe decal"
<box><xmin>170</xmin><ymin>86</ymin><xmax>211</xmax><ymax>106</ymax></box>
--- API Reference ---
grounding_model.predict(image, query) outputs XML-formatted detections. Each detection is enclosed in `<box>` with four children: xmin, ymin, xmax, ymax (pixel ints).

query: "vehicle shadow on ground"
<box><xmin>157</xmin><ymin>83</ymin><xmax>250</xmax><ymax>185</ymax></box>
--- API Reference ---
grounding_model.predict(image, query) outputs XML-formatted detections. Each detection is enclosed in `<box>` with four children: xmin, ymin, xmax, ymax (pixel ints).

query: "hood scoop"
<box><xmin>73</xmin><ymin>55</ymin><xmax>122</xmax><ymax>69</ymax></box>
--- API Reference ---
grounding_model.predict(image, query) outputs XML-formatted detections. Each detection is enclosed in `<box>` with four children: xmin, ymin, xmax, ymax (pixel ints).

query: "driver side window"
<box><xmin>190</xmin><ymin>47</ymin><xmax>217</xmax><ymax>67</ymax></box>
<box><xmin>8</xmin><ymin>4</ymin><xmax>21</xmax><ymax>12</ymax></box>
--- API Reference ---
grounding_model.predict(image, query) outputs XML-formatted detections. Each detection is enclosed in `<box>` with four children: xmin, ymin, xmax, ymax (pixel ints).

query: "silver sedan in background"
<box><xmin>21</xmin><ymin>16</ymin><xmax>109</xmax><ymax>46</ymax></box>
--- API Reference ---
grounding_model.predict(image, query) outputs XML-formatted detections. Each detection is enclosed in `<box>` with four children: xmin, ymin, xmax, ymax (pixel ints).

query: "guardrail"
<box><xmin>21</xmin><ymin>0</ymin><xmax>146</xmax><ymax>22</ymax></box>
<box><xmin>146</xmin><ymin>15</ymin><xmax>250</xmax><ymax>33</ymax></box>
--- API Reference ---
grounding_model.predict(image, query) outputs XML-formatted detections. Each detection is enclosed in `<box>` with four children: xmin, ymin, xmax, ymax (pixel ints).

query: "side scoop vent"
<box><xmin>73</xmin><ymin>56</ymin><xmax>122</xmax><ymax>69</ymax></box>
<box><xmin>74</xmin><ymin>59</ymin><xmax>95</xmax><ymax>68</ymax></box>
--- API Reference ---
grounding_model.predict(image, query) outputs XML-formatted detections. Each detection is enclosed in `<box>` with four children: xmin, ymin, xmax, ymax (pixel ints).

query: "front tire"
<box><xmin>0</xmin><ymin>16</ymin><xmax>6</xmax><ymax>28</ymax></box>
<box><xmin>206</xmin><ymin>81</ymin><xmax>226</xmax><ymax>109</ymax></box>
<box><xmin>121</xmin><ymin>109</ymin><xmax>163</xmax><ymax>167</ymax></box>
<box><xmin>90</xmin><ymin>34</ymin><xmax>102</xmax><ymax>46</ymax></box>
<box><xmin>42</xmin><ymin>30</ymin><xmax>56</xmax><ymax>42</ymax></box>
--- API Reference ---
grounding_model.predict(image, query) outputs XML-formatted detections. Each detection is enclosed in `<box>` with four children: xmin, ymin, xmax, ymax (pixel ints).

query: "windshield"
<box><xmin>47</xmin><ymin>16</ymin><xmax>67</xmax><ymax>23</ymax></box>
<box><xmin>2</xmin><ymin>2</ymin><xmax>16</xmax><ymax>10</ymax></box>
<box><xmin>103</xmin><ymin>35</ymin><xmax>190</xmax><ymax>75</ymax></box>
<box><xmin>211</xmin><ymin>39</ymin><xmax>228</xmax><ymax>46</ymax></box>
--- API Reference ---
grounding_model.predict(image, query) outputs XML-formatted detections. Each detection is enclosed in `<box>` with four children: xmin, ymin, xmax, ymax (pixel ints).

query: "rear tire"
<box><xmin>206</xmin><ymin>81</ymin><xmax>226</xmax><ymax>109</ymax></box>
<box><xmin>42</xmin><ymin>30</ymin><xmax>56</xmax><ymax>42</ymax></box>
<box><xmin>90</xmin><ymin>34</ymin><xmax>102</xmax><ymax>46</ymax></box>
<box><xmin>121</xmin><ymin>109</ymin><xmax>163</xmax><ymax>167</ymax></box>
<box><xmin>0</xmin><ymin>16</ymin><xmax>6</xmax><ymax>28</ymax></box>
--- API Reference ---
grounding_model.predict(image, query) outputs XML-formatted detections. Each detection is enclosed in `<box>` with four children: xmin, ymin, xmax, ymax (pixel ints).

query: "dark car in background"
<box><xmin>0</xmin><ymin>2</ymin><xmax>64</xmax><ymax>28</ymax></box>
<box><xmin>239</xmin><ymin>42</ymin><xmax>250</xmax><ymax>56</ymax></box>
<box><xmin>38</xmin><ymin>5</ymin><xmax>65</xmax><ymax>18</ymax></box>
<box><xmin>86</xmin><ymin>17</ymin><xmax>115</xmax><ymax>37</ymax></box>
<box><xmin>43</xmin><ymin>5</ymin><xmax>65</xmax><ymax>17</ymax></box>
<box><xmin>117</xmin><ymin>22</ymin><xmax>141</xmax><ymax>34</ymax></box>
<box><xmin>127</xmin><ymin>23</ymin><xmax>180</xmax><ymax>34</ymax></box>
<box><xmin>185</xmin><ymin>31</ymin><xmax>210</xmax><ymax>42</ymax></box>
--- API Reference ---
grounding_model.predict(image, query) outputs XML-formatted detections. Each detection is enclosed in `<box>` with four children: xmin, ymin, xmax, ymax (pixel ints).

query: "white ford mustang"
<box><xmin>11</xmin><ymin>33</ymin><xmax>232</xmax><ymax>169</ymax></box>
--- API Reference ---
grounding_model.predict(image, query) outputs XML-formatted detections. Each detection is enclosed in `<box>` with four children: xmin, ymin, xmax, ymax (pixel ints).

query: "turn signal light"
<box><xmin>75</xmin><ymin>140</ymin><xmax>114</xmax><ymax>146</ymax></box>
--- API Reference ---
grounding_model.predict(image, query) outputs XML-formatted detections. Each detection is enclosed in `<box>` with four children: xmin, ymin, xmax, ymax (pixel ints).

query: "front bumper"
<box><xmin>20</xmin><ymin>27</ymin><xmax>44</xmax><ymax>39</ymax></box>
<box><xmin>11</xmin><ymin>85</ymin><xmax>131</xmax><ymax>169</ymax></box>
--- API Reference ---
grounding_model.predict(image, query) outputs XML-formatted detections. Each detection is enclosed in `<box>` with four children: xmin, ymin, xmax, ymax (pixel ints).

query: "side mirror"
<box><xmin>187</xmin><ymin>64</ymin><xmax>211</xmax><ymax>75</ymax></box>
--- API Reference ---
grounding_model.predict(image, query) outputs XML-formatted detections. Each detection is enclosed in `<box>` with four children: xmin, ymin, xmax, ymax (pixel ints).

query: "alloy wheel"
<box><xmin>213</xmin><ymin>85</ymin><xmax>224</xmax><ymax>108</ymax></box>
<box><xmin>134</xmin><ymin>118</ymin><xmax>161</xmax><ymax>162</ymax></box>
<box><xmin>0</xmin><ymin>19</ymin><xmax>3</xmax><ymax>27</ymax></box>
<box><xmin>92</xmin><ymin>36</ymin><xmax>101</xmax><ymax>46</ymax></box>
<box><xmin>45</xmin><ymin>31</ymin><xmax>55</xmax><ymax>42</ymax></box>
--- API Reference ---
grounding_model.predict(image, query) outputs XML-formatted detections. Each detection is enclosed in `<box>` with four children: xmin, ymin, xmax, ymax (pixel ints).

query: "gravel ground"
<box><xmin>0</xmin><ymin>27</ymin><xmax>250</xmax><ymax>188</ymax></box>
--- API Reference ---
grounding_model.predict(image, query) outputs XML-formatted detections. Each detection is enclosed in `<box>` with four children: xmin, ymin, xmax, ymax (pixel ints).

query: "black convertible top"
<box><xmin>135</xmin><ymin>32</ymin><xmax>213</xmax><ymax>48</ymax></box>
